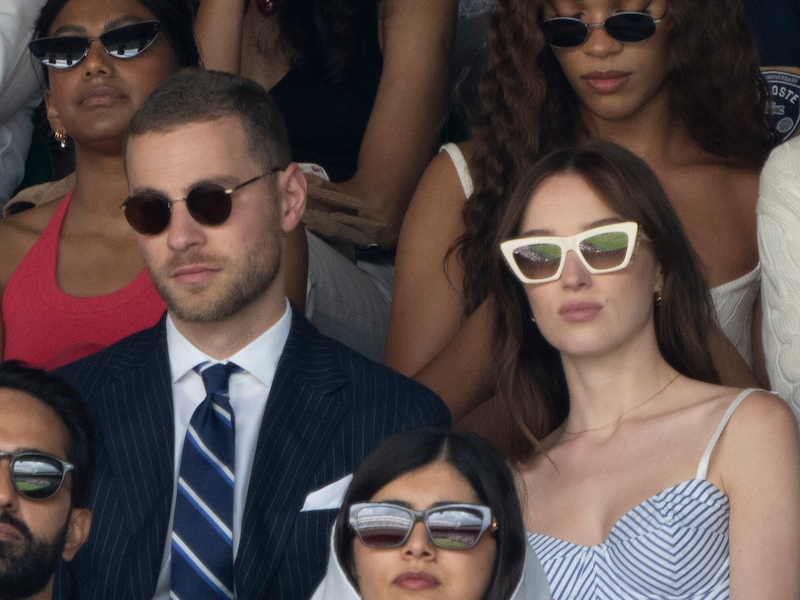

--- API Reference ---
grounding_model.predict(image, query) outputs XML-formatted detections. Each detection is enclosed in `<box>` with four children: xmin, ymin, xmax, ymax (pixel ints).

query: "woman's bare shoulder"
<box><xmin>0</xmin><ymin>201</ymin><xmax>61</xmax><ymax>285</ymax></box>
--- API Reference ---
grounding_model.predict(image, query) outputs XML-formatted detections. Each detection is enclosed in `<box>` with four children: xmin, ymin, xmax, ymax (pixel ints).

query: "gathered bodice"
<box><xmin>527</xmin><ymin>389</ymin><xmax>757</xmax><ymax>600</ymax></box>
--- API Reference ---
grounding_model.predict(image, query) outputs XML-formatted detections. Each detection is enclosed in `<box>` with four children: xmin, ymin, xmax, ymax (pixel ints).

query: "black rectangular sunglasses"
<box><xmin>28</xmin><ymin>20</ymin><xmax>161</xmax><ymax>69</ymax></box>
<box><xmin>0</xmin><ymin>451</ymin><xmax>74</xmax><ymax>500</ymax></box>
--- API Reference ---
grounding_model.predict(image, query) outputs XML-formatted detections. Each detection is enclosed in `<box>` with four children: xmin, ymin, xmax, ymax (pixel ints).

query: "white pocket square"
<box><xmin>300</xmin><ymin>473</ymin><xmax>353</xmax><ymax>512</ymax></box>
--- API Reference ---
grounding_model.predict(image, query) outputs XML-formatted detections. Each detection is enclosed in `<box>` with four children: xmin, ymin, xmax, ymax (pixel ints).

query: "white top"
<box><xmin>0</xmin><ymin>0</ymin><xmax>47</xmax><ymax>206</ymax></box>
<box><xmin>440</xmin><ymin>143</ymin><xmax>759</xmax><ymax>366</ymax></box>
<box><xmin>757</xmin><ymin>136</ymin><xmax>800</xmax><ymax>424</ymax></box>
<box><xmin>311</xmin><ymin>524</ymin><xmax>553</xmax><ymax>600</ymax></box>
<box><xmin>152</xmin><ymin>300</ymin><xmax>292</xmax><ymax>599</ymax></box>
<box><xmin>709</xmin><ymin>265</ymin><xmax>760</xmax><ymax>368</ymax></box>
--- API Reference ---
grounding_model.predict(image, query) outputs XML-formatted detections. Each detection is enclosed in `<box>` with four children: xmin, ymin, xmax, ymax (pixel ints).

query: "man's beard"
<box><xmin>0</xmin><ymin>512</ymin><xmax>69</xmax><ymax>600</ymax></box>
<box><xmin>149</xmin><ymin>222</ymin><xmax>282</xmax><ymax>324</ymax></box>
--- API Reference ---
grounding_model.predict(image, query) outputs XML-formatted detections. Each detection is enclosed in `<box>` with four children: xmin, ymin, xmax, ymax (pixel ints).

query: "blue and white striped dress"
<box><xmin>527</xmin><ymin>389</ymin><xmax>756</xmax><ymax>600</ymax></box>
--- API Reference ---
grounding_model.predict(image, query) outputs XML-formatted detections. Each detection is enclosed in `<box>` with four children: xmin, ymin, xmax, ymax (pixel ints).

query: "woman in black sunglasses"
<box><xmin>385</xmin><ymin>0</ymin><xmax>774</xmax><ymax>448</ymax></box>
<box><xmin>311</xmin><ymin>429</ymin><xmax>552</xmax><ymax>599</ymax></box>
<box><xmin>490</xmin><ymin>141</ymin><xmax>800</xmax><ymax>598</ymax></box>
<box><xmin>0</xmin><ymin>0</ymin><xmax>200</xmax><ymax>370</ymax></box>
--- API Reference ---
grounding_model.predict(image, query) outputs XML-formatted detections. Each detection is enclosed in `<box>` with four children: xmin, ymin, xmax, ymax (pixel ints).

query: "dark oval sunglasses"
<box><xmin>28</xmin><ymin>20</ymin><xmax>161</xmax><ymax>69</ymax></box>
<box><xmin>0</xmin><ymin>451</ymin><xmax>74</xmax><ymax>500</ymax></box>
<box><xmin>541</xmin><ymin>11</ymin><xmax>665</xmax><ymax>48</ymax></box>
<box><xmin>121</xmin><ymin>170</ymin><xmax>283</xmax><ymax>236</ymax></box>
<box><xmin>349</xmin><ymin>502</ymin><xmax>497</xmax><ymax>550</ymax></box>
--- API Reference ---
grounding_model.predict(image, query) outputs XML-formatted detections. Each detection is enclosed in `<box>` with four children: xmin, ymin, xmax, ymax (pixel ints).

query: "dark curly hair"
<box><xmin>489</xmin><ymin>141</ymin><xmax>720</xmax><ymax>460</ymax></box>
<box><xmin>455</xmin><ymin>0</ymin><xmax>774</xmax><ymax>315</ymax></box>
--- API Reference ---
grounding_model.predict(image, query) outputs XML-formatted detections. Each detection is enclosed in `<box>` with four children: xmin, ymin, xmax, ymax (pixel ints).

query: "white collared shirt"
<box><xmin>152</xmin><ymin>300</ymin><xmax>292</xmax><ymax>599</ymax></box>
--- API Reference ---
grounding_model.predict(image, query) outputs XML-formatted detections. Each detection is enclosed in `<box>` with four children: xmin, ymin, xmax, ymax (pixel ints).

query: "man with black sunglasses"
<box><xmin>53</xmin><ymin>68</ymin><xmax>449</xmax><ymax>600</ymax></box>
<box><xmin>0</xmin><ymin>360</ymin><xmax>94</xmax><ymax>600</ymax></box>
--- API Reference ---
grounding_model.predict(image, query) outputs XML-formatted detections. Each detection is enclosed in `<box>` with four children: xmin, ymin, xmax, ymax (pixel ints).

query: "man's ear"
<box><xmin>278</xmin><ymin>162</ymin><xmax>307</xmax><ymax>233</ymax></box>
<box><xmin>62</xmin><ymin>508</ymin><xmax>91</xmax><ymax>561</ymax></box>
<box><xmin>44</xmin><ymin>88</ymin><xmax>66</xmax><ymax>138</ymax></box>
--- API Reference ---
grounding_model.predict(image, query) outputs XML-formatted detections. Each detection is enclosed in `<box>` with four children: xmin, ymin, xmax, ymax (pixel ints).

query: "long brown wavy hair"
<box><xmin>489</xmin><ymin>141</ymin><xmax>720</xmax><ymax>460</ymax></box>
<box><xmin>455</xmin><ymin>0</ymin><xmax>774</xmax><ymax>315</ymax></box>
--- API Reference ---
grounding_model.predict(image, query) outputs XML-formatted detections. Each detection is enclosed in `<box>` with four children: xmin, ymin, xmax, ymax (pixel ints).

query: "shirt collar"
<box><xmin>166</xmin><ymin>299</ymin><xmax>292</xmax><ymax>387</ymax></box>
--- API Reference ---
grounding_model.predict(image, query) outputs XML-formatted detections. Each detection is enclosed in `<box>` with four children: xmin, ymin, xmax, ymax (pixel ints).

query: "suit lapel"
<box><xmin>235</xmin><ymin>313</ymin><xmax>350</xmax><ymax>598</ymax></box>
<box><xmin>92</xmin><ymin>321</ymin><xmax>174</xmax><ymax>594</ymax></box>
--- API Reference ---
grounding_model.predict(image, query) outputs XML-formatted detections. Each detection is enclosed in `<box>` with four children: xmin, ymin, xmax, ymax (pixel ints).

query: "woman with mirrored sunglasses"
<box><xmin>311</xmin><ymin>429</ymin><xmax>552</xmax><ymax>600</ymax></box>
<box><xmin>0</xmin><ymin>0</ymin><xmax>201</xmax><ymax>370</ymax></box>
<box><xmin>385</xmin><ymin>0</ymin><xmax>775</xmax><ymax>450</ymax></box>
<box><xmin>488</xmin><ymin>141</ymin><xmax>800</xmax><ymax>598</ymax></box>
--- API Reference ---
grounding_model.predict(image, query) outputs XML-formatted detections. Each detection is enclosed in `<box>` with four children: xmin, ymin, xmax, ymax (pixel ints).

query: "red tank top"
<box><xmin>2</xmin><ymin>191</ymin><xmax>166</xmax><ymax>370</ymax></box>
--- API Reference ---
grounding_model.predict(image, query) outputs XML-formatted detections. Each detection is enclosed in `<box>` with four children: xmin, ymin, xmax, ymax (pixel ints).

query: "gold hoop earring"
<box><xmin>654</xmin><ymin>291</ymin><xmax>663</xmax><ymax>305</ymax></box>
<box><xmin>54</xmin><ymin>130</ymin><xmax>67</xmax><ymax>149</ymax></box>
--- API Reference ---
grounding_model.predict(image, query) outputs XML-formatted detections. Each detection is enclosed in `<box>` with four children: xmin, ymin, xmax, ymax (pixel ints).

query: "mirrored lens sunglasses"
<box><xmin>0</xmin><ymin>451</ymin><xmax>74</xmax><ymax>500</ymax></box>
<box><xmin>541</xmin><ymin>12</ymin><xmax>664</xmax><ymax>48</ymax></box>
<box><xmin>121</xmin><ymin>169</ymin><xmax>283</xmax><ymax>236</ymax></box>
<box><xmin>28</xmin><ymin>21</ymin><xmax>162</xmax><ymax>69</ymax></box>
<box><xmin>349</xmin><ymin>503</ymin><xmax>497</xmax><ymax>550</ymax></box>
<box><xmin>500</xmin><ymin>222</ymin><xmax>640</xmax><ymax>284</ymax></box>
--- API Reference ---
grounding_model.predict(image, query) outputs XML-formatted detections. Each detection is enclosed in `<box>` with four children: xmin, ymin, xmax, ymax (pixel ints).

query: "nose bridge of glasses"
<box><xmin>405</xmin><ymin>515</ymin><xmax>437</xmax><ymax>551</ymax></box>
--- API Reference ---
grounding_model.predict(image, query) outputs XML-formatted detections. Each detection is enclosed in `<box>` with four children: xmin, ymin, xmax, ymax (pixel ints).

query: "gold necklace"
<box><xmin>562</xmin><ymin>373</ymin><xmax>681</xmax><ymax>436</ymax></box>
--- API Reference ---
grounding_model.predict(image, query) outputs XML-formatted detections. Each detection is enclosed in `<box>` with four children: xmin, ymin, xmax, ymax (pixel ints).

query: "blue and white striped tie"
<box><xmin>171</xmin><ymin>362</ymin><xmax>240</xmax><ymax>600</ymax></box>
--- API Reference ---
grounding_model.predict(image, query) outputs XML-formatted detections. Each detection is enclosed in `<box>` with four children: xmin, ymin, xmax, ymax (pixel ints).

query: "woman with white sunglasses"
<box><xmin>385</xmin><ymin>0</ymin><xmax>773</xmax><ymax>449</ymax></box>
<box><xmin>490</xmin><ymin>141</ymin><xmax>800</xmax><ymax>598</ymax></box>
<box><xmin>311</xmin><ymin>429</ymin><xmax>552</xmax><ymax>600</ymax></box>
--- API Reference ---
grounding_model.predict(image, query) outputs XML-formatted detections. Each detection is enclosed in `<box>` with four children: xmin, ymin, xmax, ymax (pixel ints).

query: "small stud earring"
<box><xmin>54</xmin><ymin>130</ymin><xmax>67</xmax><ymax>149</ymax></box>
<box><xmin>530</xmin><ymin>313</ymin><xmax>536</xmax><ymax>323</ymax></box>
<box><xmin>256</xmin><ymin>0</ymin><xmax>281</xmax><ymax>17</ymax></box>
<box><xmin>654</xmin><ymin>291</ymin><xmax>663</xmax><ymax>305</ymax></box>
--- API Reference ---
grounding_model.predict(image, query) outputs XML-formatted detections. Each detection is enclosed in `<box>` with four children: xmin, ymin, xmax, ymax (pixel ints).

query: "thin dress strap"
<box><xmin>439</xmin><ymin>143</ymin><xmax>474</xmax><ymax>197</ymax></box>
<box><xmin>696</xmin><ymin>388</ymin><xmax>758</xmax><ymax>480</ymax></box>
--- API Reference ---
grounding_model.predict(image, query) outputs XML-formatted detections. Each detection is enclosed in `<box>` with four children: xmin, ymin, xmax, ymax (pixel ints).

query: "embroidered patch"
<box><xmin>763</xmin><ymin>69</ymin><xmax>800</xmax><ymax>142</ymax></box>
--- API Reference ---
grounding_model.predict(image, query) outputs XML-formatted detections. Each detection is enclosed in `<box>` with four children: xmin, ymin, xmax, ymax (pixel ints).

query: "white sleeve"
<box><xmin>0</xmin><ymin>0</ymin><xmax>48</xmax><ymax>203</ymax></box>
<box><xmin>757</xmin><ymin>137</ymin><xmax>800</xmax><ymax>424</ymax></box>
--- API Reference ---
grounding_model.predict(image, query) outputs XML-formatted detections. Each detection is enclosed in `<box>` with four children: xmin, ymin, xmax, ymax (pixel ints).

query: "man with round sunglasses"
<box><xmin>0</xmin><ymin>360</ymin><xmax>94</xmax><ymax>600</ymax></box>
<box><xmin>54</xmin><ymin>68</ymin><xmax>449</xmax><ymax>600</ymax></box>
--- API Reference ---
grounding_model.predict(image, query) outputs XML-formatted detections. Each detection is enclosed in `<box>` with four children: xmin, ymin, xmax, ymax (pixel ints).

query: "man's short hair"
<box><xmin>0</xmin><ymin>361</ymin><xmax>95</xmax><ymax>508</ymax></box>
<box><xmin>126</xmin><ymin>68</ymin><xmax>292</xmax><ymax>173</ymax></box>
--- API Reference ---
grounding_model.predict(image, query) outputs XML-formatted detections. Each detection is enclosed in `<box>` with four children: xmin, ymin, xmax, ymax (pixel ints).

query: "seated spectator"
<box><xmin>758</xmin><ymin>136</ymin><xmax>800</xmax><ymax>423</ymax></box>
<box><xmin>312</xmin><ymin>429</ymin><xmax>551</xmax><ymax>599</ymax></box>
<box><xmin>490</xmin><ymin>142</ymin><xmax>800</xmax><ymax>597</ymax></box>
<box><xmin>191</xmin><ymin>0</ymin><xmax>457</xmax><ymax>360</ymax></box>
<box><xmin>0</xmin><ymin>360</ymin><xmax>94</xmax><ymax>600</ymax></box>
<box><xmin>0</xmin><ymin>0</ymin><xmax>206</xmax><ymax>370</ymax></box>
<box><xmin>0</xmin><ymin>0</ymin><xmax>47</xmax><ymax>209</ymax></box>
<box><xmin>54</xmin><ymin>67</ymin><xmax>450</xmax><ymax>600</ymax></box>
<box><xmin>385</xmin><ymin>0</ymin><xmax>771</xmax><ymax>446</ymax></box>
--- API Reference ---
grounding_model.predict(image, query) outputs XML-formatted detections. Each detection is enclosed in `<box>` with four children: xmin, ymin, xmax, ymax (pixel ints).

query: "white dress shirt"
<box><xmin>153</xmin><ymin>300</ymin><xmax>292</xmax><ymax>599</ymax></box>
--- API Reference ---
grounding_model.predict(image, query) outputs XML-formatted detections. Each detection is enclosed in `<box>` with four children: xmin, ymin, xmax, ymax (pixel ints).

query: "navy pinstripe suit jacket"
<box><xmin>53</xmin><ymin>310</ymin><xmax>450</xmax><ymax>600</ymax></box>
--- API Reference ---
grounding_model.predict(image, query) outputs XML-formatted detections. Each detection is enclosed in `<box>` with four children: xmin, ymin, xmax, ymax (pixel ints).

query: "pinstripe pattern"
<box><xmin>53</xmin><ymin>310</ymin><xmax>450</xmax><ymax>600</ymax></box>
<box><xmin>528</xmin><ymin>479</ymin><xmax>730</xmax><ymax>599</ymax></box>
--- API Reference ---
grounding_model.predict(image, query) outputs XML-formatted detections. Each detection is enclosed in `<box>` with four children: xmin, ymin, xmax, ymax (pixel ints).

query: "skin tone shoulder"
<box><xmin>0</xmin><ymin>388</ymin><xmax>90</xmax><ymax>600</ymax></box>
<box><xmin>125</xmin><ymin>115</ymin><xmax>306</xmax><ymax>358</ymax></box>
<box><xmin>352</xmin><ymin>461</ymin><xmax>495</xmax><ymax>600</ymax></box>
<box><xmin>194</xmin><ymin>0</ymin><xmax>457</xmax><ymax>248</ymax></box>
<box><xmin>515</xmin><ymin>173</ymin><xmax>800</xmax><ymax>598</ymax></box>
<box><xmin>385</xmin><ymin>0</ymin><xmax>762</xmax><ymax>436</ymax></box>
<box><xmin>0</xmin><ymin>0</ymin><xmax>179</xmax><ymax>358</ymax></box>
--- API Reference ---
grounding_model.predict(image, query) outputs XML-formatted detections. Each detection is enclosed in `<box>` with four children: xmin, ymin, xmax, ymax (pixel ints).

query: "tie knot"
<box><xmin>196</xmin><ymin>362</ymin><xmax>241</xmax><ymax>397</ymax></box>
